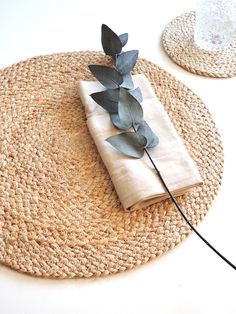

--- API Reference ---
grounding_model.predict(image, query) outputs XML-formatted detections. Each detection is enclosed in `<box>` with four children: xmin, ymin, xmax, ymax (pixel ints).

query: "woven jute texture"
<box><xmin>0</xmin><ymin>51</ymin><xmax>223</xmax><ymax>278</ymax></box>
<box><xmin>162</xmin><ymin>11</ymin><xmax>236</xmax><ymax>78</ymax></box>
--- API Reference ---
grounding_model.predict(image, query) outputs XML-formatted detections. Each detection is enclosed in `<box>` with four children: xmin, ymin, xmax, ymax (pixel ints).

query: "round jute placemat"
<box><xmin>162</xmin><ymin>11</ymin><xmax>236</xmax><ymax>78</ymax></box>
<box><xmin>0</xmin><ymin>52</ymin><xmax>223</xmax><ymax>278</ymax></box>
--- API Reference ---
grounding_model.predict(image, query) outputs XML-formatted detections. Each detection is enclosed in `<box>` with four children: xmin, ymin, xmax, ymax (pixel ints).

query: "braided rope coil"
<box><xmin>0</xmin><ymin>52</ymin><xmax>223</xmax><ymax>278</ymax></box>
<box><xmin>162</xmin><ymin>11</ymin><xmax>236</xmax><ymax>78</ymax></box>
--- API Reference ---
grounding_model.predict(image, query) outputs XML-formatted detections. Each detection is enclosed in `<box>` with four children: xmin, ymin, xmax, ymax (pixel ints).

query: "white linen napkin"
<box><xmin>79</xmin><ymin>74</ymin><xmax>202</xmax><ymax>211</ymax></box>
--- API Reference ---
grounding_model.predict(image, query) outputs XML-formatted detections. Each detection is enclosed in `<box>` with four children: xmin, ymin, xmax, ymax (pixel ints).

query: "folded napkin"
<box><xmin>79</xmin><ymin>74</ymin><xmax>202</xmax><ymax>211</ymax></box>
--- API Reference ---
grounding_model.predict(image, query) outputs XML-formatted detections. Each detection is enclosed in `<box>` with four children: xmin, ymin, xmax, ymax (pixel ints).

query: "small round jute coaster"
<box><xmin>162</xmin><ymin>11</ymin><xmax>236</xmax><ymax>78</ymax></box>
<box><xmin>0</xmin><ymin>52</ymin><xmax>223</xmax><ymax>278</ymax></box>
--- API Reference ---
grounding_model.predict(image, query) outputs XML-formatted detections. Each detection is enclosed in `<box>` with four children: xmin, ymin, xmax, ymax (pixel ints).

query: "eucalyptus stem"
<box><xmin>143</xmin><ymin>147</ymin><xmax>236</xmax><ymax>271</ymax></box>
<box><xmin>130</xmin><ymin>124</ymin><xmax>236</xmax><ymax>270</ymax></box>
<box><xmin>92</xmin><ymin>23</ymin><xmax>235</xmax><ymax>271</ymax></box>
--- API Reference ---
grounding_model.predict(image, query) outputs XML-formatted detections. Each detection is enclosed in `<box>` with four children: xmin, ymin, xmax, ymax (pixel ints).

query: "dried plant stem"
<box><xmin>131</xmin><ymin>123</ymin><xmax>235</xmax><ymax>269</ymax></box>
<box><xmin>144</xmin><ymin>147</ymin><xmax>236</xmax><ymax>271</ymax></box>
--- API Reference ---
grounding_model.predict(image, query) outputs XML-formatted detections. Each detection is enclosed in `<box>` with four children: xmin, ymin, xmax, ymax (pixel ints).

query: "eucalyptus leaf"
<box><xmin>101</xmin><ymin>24</ymin><xmax>122</xmax><ymax>56</ymax></box>
<box><xmin>110</xmin><ymin>113</ymin><xmax>131</xmax><ymax>130</ymax></box>
<box><xmin>120</xmin><ymin>73</ymin><xmax>134</xmax><ymax>89</ymax></box>
<box><xmin>119</xmin><ymin>33</ymin><xmax>128</xmax><ymax>47</ymax></box>
<box><xmin>128</xmin><ymin>87</ymin><xmax>143</xmax><ymax>103</ymax></box>
<box><xmin>106</xmin><ymin>132</ymin><xmax>147</xmax><ymax>158</ymax></box>
<box><xmin>118</xmin><ymin>88</ymin><xmax>143</xmax><ymax>129</ymax></box>
<box><xmin>90</xmin><ymin>89</ymin><xmax>119</xmax><ymax>113</ymax></box>
<box><xmin>137</xmin><ymin>121</ymin><xmax>159</xmax><ymax>148</ymax></box>
<box><xmin>116</xmin><ymin>50</ymin><xmax>139</xmax><ymax>75</ymax></box>
<box><xmin>89</xmin><ymin>65</ymin><xmax>123</xmax><ymax>89</ymax></box>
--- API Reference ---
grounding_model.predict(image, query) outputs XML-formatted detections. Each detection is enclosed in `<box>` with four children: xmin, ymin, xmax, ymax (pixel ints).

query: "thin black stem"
<box><xmin>143</xmin><ymin>147</ymin><xmax>236</xmax><ymax>270</ymax></box>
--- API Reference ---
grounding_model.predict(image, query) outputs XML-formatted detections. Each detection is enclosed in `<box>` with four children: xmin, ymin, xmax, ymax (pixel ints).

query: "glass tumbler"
<box><xmin>194</xmin><ymin>0</ymin><xmax>236</xmax><ymax>51</ymax></box>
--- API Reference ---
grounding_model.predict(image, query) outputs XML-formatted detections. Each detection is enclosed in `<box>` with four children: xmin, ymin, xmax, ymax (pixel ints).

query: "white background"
<box><xmin>1</xmin><ymin>1</ymin><xmax>236</xmax><ymax>313</ymax></box>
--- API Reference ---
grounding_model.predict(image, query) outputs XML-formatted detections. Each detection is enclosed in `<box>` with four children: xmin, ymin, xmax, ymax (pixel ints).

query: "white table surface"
<box><xmin>1</xmin><ymin>1</ymin><xmax>236</xmax><ymax>313</ymax></box>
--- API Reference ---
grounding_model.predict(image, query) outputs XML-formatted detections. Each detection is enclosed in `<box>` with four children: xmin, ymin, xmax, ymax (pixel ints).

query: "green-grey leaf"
<box><xmin>118</xmin><ymin>88</ymin><xmax>143</xmax><ymax>128</ymax></box>
<box><xmin>90</xmin><ymin>89</ymin><xmax>119</xmax><ymax>113</ymax></box>
<box><xmin>120</xmin><ymin>73</ymin><xmax>134</xmax><ymax>89</ymax></box>
<box><xmin>110</xmin><ymin>113</ymin><xmax>131</xmax><ymax>130</ymax></box>
<box><xmin>101</xmin><ymin>24</ymin><xmax>122</xmax><ymax>56</ymax></box>
<box><xmin>119</xmin><ymin>33</ymin><xmax>128</xmax><ymax>47</ymax></box>
<box><xmin>137</xmin><ymin>121</ymin><xmax>159</xmax><ymax>148</ymax></box>
<box><xmin>89</xmin><ymin>65</ymin><xmax>123</xmax><ymax>89</ymax></box>
<box><xmin>106</xmin><ymin>132</ymin><xmax>147</xmax><ymax>158</ymax></box>
<box><xmin>128</xmin><ymin>87</ymin><xmax>143</xmax><ymax>103</ymax></box>
<box><xmin>116</xmin><ymin>50</ymin><xmax>139</xmax><ymax>75</ymax></box>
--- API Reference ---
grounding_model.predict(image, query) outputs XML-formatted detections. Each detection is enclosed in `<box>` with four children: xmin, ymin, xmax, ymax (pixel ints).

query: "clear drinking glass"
<box><xmin>194</xmin><ymin>0</ymin><xmax>236</xmax><ymax>51</ymax></box>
